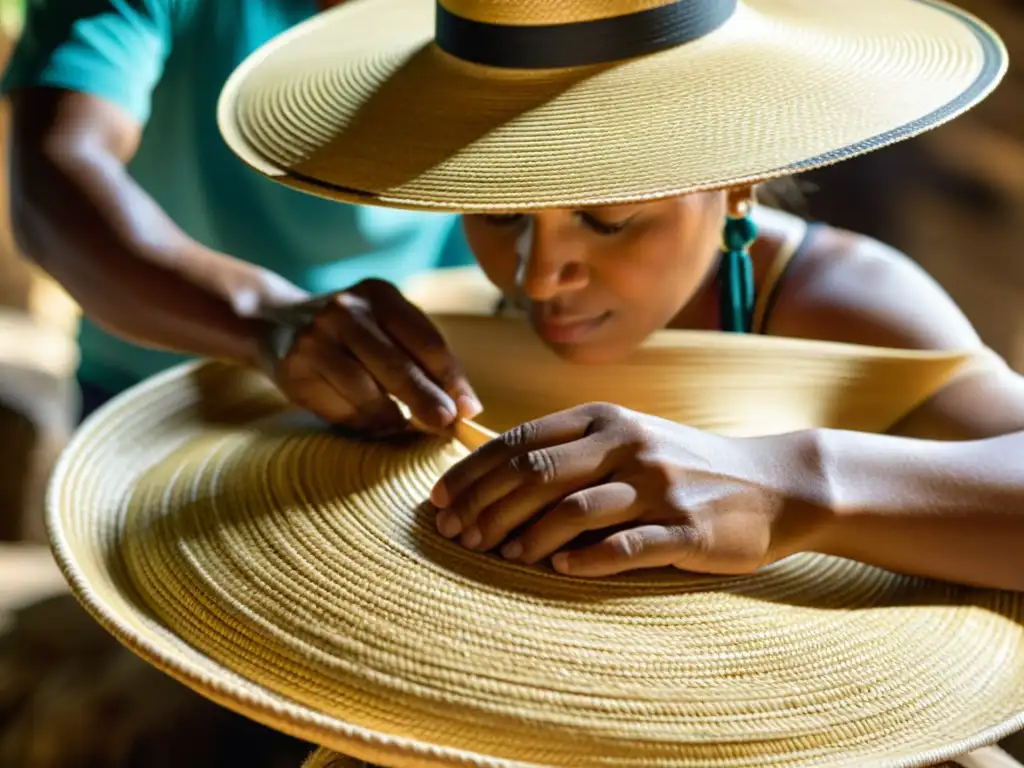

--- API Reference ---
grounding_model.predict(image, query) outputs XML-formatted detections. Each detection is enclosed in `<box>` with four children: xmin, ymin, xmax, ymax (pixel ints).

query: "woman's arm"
<box><xmin>431</xmin><ymin>225</ymin><xmax>1024</xmax><ymax>587</ymax></box>
<box><xmin>8</xmin><ymin>87</ymin><xmax>309</xmax><ymax>370</ymax></box>
<box><xmin>799</xmin><ymin>426</ymin><xmax>1024</xmax><ymax>590</ymax></box>
<box><xmin>763</xmin><ymin>224</ymin><xmax>1024</xmax><ymax>589</ymax></box>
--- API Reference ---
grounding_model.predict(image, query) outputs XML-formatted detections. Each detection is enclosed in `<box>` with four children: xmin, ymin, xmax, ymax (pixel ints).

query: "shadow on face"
<box><xmin>462</xmin><ymin>192</ymin><xmax>726</xmax><ymax>363</ymax></box>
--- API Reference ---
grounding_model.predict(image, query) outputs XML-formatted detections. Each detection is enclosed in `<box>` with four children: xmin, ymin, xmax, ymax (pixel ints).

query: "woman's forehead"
<box><xmin>471</xmin><ymin>198</ymin><xmax>689</xmax><ymax>217</ymax></box>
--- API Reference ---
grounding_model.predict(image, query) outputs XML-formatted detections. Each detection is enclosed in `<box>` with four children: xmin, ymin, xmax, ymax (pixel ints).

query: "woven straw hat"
<box><xmin>48</xmin><ymin>316</ymin><xmax>1024</xmax><ymax>767</ymax></box>
<box><xmin>216</xmin><ymin>0</ymin><xmax>1006</xmax><ymax>211</ymax></box>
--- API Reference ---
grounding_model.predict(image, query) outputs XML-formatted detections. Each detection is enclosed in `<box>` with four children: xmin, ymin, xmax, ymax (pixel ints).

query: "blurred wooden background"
<box><xmin>0</xmin><ymin>18</ymin><xmax>79</xmax><ymax>545</ymax></box>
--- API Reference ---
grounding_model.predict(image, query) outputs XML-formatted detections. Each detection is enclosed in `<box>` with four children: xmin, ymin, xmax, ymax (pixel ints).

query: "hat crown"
<box><xmin>435</xmin><ymin>0</ymin><xmax>738</xmax><ymax>69</ymax></box>
<box><xmin>439</xmin><ymin>0</ymin><xmax>702</xmax><ymax>27</ymax></box>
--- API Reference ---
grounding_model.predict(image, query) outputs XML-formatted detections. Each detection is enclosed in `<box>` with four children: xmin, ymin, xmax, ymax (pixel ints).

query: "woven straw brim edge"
<box><xmin>45</xmin><ymin>358</ymin><xmax>1024</xmax><ymax>768</ymax></box>
<box><xmin>216</xmin><ymin>0</ymin><xmax>1008</xmax><ymax>213</ymax></box>
<box><xmin>43</xmin><ymin>360</ymin><xmax>542</xmax><ymax>768</ymax></box>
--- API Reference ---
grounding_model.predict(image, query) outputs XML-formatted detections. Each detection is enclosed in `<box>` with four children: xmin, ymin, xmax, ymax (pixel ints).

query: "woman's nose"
<box><xmin>515</xmin><ymin>218</ymin><xmax>589</xmax><ymax>302</ymax></box>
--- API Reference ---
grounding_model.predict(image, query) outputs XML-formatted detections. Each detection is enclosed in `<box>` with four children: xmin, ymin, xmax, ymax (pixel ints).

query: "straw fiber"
<box><xmin>47</xmin><ymin>317</ymin><xmax>1024</xmax><ymax>767</ymax></box>
<box><xmin>438</xmin><ymin>0</ymin><xmax>685</xmax><ymax>26</ymax></box>
<box><xmin>217</xmin><ymin>0</ymin><xmax>1006</xmax><ymax>211</ymax></box>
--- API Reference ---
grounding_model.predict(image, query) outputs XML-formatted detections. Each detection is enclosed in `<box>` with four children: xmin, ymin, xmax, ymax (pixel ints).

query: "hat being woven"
<box><xmin>217</xmin><ymin>0</ymin><xmax>1006</xmax><ymax>210</ymax></box>
<box><xmin>47</xmin><ymin>317</ymin><xmax>1024</xmax><ymax>767</ymax></box>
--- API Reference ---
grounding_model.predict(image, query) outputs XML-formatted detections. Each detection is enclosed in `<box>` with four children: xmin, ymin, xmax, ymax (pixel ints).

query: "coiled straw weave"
<box><xmin>47</xmin><ymin>317</ymin><xmax>1024</xmax><ymax>767</ymax></box>
<box><xmin>216</xmin><ymin>0</ymin><xmax>1005</xmax><ymax>211</ymax></box>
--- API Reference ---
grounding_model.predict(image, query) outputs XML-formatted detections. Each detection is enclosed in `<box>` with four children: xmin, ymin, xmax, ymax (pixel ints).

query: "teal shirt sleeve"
<box><xmin>1</xmin><ymin>0</ymin><xmax>178</xmax><ymax>123</ymax></box>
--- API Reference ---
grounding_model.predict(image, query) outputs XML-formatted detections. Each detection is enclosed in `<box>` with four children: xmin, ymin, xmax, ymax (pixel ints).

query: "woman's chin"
<box><xmin>541</xmin><ymin>337</ymin><xmax>637</xmax><ymax>366</ymax></box>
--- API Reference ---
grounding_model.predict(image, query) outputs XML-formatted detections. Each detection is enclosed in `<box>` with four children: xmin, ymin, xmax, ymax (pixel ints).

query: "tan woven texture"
<box><xmin>303</xmin><ymin>749</ymin><xmax>367</xmax><ymax>768</ymax></box>
<box><xmin>439</xmin><ymin>0</ymin><xmax>680</xmax><ymax>25</ymax></box>
<box><xmin>47</xmin><ymin>317</ymin><xmax>1024</xmax><ymax>767</ymax></box>
<box><xmin>217</xmin><ymin>0</ymin><xmax>1006</xmax><ymax>211</ymax></box>
<box><xmin>296</xmin><ymin>749</ymin><xmax>992</xmax><ymax>768</ymax></box>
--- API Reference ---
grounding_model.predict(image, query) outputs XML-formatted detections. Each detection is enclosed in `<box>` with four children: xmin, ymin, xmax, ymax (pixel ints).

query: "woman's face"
<box><xmin>463</xmin><ymin>192</ymin><xmax>726</xmax><ymax>364</ymax></box>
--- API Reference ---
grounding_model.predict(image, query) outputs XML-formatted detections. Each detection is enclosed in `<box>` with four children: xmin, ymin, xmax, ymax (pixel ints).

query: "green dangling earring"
<box><xmin>718</xmin><ymin>194</ymin><xmax>758</xmax><ymax>334</ymax></box>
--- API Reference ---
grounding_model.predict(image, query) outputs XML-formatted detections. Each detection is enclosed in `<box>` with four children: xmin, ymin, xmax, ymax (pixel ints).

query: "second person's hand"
<box><xmin>258</xmin><ymin>278</ymin><xmax>482</xmax><ymax>435</ymax></box>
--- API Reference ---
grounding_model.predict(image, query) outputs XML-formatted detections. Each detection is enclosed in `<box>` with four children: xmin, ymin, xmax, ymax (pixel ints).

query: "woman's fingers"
<box><xmin>433</xmin><ymin>405</ymin><xmax>605</xmax><ymax>508</ymax></box>
<box><xmin>552</xmin><ymin>524</ymin><xmax>700</xmax><ymax>578</ymax></box>
<box><xmin>457</xmin><ymin>479</ymin><xmax>572</xmax><ymax>553</ymax></box>
<box><xmin>436</xmin><ymin>430</ymin><xmax>615</xmax><ymax>547</ymax></box>
<box><xmin>501</xmin><ymin>483</ymin><xmax>641</xmax><ymax>564</ymax></box>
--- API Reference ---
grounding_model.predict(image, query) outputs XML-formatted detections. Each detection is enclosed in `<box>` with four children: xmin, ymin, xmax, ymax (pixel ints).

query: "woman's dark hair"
<box><xmin>758</xmin><ymin>177</ymin><xmax>811</xmax><ymax>217</ymax></box>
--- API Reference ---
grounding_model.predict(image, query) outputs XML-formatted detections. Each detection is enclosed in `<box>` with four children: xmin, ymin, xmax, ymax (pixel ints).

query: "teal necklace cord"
<box><xmin>718</xmin><ymin>211</ymin><xmax>758</xmax><ymax>333</ymax></box>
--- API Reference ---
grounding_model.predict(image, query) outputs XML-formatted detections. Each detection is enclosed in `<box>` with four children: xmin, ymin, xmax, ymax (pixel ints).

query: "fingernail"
<box><xmin>437</xmin><ymin>511</ymin><xmax>461</xmax><ymax>538</ymax></box>
<box><xmin>457</xmin><ymin>394</ymin><xmax>483</xmax><ymax>419</ymax></box>
<box><xmin>552</xmin><ymin>552</ymin><xmax>571</xmax><ymax>574</ymax></box>
<box><xmin>462</xmin><ymin>526</ymin><xmax>482</xmax><ymax>550</ymax></box>
<box><xmin>436</xmin><ymin>404</ymin><xmax>457</xmax><ymax>428</ymax></box>
<box><xmin>431</xmin><ymin>483</ymin><xmax>449</xmax><ymax>508</ymax></box>
<box><xmin>501</xmin><ymin>541</ymin><xmax>523</xmax><ymax>561</ymax></box>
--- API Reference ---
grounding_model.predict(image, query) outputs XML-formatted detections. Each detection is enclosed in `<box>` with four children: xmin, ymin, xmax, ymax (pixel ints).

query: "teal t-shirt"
<box><xmin>1</xmin><ymin>0</ymin><xmax>472</xmax><ymax>394</ymax></box>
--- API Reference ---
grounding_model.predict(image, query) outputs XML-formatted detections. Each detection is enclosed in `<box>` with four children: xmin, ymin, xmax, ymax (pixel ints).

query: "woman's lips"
<box><xmin>533</xmin><ymin>311</ymin><xmax>611</xmax><ymax>344</ymax></box>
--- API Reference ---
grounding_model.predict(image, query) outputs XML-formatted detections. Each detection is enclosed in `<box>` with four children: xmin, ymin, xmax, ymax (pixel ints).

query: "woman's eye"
<box><xmin>482</xmin><ymin>213</ymin><xmax>525</xmax><ymax>227</ymax></box>
<box><xmin>578</xmin><ymin>212</ymin><xmax>629</xmax><ymax>236</ymax></box>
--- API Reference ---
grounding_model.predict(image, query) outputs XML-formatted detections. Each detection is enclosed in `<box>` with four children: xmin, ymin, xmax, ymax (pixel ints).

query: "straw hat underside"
<box><xmin>218</xmin><ymin>0</ymin><xmax>1006</xmax><ymax>210</ymax></box>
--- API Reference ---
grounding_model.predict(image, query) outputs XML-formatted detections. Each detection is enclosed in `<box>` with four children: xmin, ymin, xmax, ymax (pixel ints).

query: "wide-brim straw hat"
<box><xmin>216</xmin><ymin>0</ymin><xmax>1007</xmax><ymax>211</ymax></box>
<box><xmin>48</xmin><ymin>314</ymin><xmax>1024</xmax><ymax>767</ymax></box>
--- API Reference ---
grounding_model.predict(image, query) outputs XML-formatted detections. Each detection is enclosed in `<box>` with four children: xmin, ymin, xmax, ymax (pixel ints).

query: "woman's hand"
<box><xmin>431</xmin><ymin>403</ymin><xmax>830</xmax><ymax>577</ymax></box>
<box><xmin>260</xmin><ymin>278</ymin><xmax>481</xmax><ymax>435</ymax></box>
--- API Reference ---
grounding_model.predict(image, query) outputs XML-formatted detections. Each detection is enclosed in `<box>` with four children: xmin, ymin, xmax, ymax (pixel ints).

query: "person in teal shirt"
<box><xmin>2</xmin><ymin>0</ymin><xmax>478</xmax><ymax>425</ymax></box>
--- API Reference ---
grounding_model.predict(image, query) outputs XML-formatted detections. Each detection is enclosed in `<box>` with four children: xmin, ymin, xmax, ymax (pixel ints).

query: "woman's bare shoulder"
<box><xmin>761</xmin><ymin>219</ymin><xmax>983</xmax><ymax>352</ymax></box>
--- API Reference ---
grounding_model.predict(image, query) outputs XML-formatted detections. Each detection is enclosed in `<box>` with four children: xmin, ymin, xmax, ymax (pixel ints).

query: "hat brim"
<box><xmin>47</xmin><ymin>317</ymin><xmax>1024</xmax><ymax>767</ymax></box>
<box><xmin>217</xmin><ymin>0</ymin><xmax>1005</xmax><ymax>211</ymax></box>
